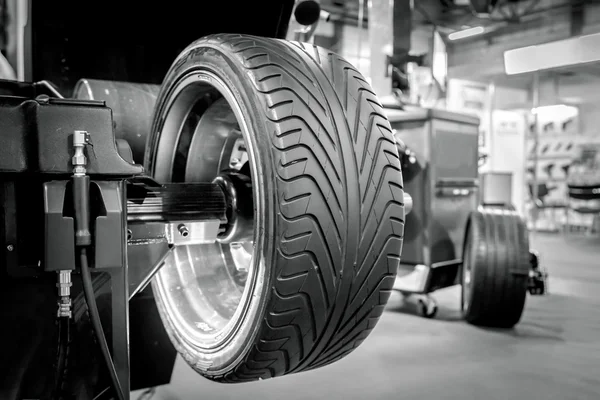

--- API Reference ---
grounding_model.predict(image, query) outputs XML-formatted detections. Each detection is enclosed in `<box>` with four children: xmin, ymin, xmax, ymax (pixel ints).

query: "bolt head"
<box><xmin>6</xmin><ymin>244</ymin><xmax>14</xmax><ymax>251</ymax></box>
<box><xmin>178</xmin><ymin>224</ymin><xmax>189</xmax><ymax>237</ymax></box>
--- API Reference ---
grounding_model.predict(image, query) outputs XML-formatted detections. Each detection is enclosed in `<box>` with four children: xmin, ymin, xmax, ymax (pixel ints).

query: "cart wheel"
<box><xmin>461</xmin><ymin>208</ymin><xmax>530</xmax><ymax>328</ymax></box>
<box><xmin>144</xmin><ymin>34</ymin><xmax>405</xmax><ymax>382</ymax></box>
<box><xmin>417</xmin><ymin>296</ymin><xmax>437</xmax><ymax>319</ymax></box>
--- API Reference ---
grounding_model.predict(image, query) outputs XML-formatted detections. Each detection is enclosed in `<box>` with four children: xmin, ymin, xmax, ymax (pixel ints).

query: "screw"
<box><xmin>6</xmin><ymin>244</ymin><xmax>14</xmax><ymax>252</ymax></box>
<box><xmin>178</xmin><ymin>224</ymin><xmax>189</xmax><ymax>237</ymax></box>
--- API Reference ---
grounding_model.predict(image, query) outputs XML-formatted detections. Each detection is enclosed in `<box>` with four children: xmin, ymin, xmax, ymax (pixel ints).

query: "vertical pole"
<box><xmin>15</xmin><ymin>0</ymin><xmax>27</xmax><ymax>81</ymax></box>
<box><xmin>531</xmin><ymin>72</ymin><xmax>540</xmax><ymax>236</ymax></box>
<box><xmin>488</xmin><ymin>80</ymin><xmax>496</xmax><ymax>171</ymax></box>
<box><xmin>114</xmin><ymin>179</ymin><xmax>131</xmax><ymax>399</ymax></box>
<box><xmin>356</xmin><ymin>0</ymin><xmax>364</xmax><ymax>72</ymax></box>
<box><xmin>96</xmin><ymin>180</ymin><xmax>131</xmax><ymax>399</ymax></box>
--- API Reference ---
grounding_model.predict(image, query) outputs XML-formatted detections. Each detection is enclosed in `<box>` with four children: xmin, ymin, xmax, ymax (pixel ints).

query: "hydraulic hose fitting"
<box><xmin>72</xmin><ymin>130</ymin><xmax>88</xmax><ymax>176</ymax></box>
<box><xmin>72</xmin><ymin>130</ymin><xmax>92</xmax><ymax>247</ymax></box>
<box><xmin>54</xmin><ymin>130</ymin><xmax>92</xmax><ymax>318</ymax></box>
<box><xmin>56</xmin><ymin>270</ymin><xmax>73</xmax><ymax>318</ymax></box>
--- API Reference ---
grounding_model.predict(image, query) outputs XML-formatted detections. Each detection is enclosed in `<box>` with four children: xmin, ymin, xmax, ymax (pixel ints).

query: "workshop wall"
<box><xmin>578</xmin><ymin>103</ymin><xmax>600</xmax><ymax>138</ymax></box>
<box><xmin>495</xmin><ymin>86</ymin><xmax>529</xmax><ymax>110</ymax></box>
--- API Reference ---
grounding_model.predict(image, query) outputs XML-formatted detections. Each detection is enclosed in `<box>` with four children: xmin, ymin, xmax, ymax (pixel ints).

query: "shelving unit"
<box><xmin>525</xmin><ymin>106</ymin><xmax>580</xmax><ymax>231</ymax></box>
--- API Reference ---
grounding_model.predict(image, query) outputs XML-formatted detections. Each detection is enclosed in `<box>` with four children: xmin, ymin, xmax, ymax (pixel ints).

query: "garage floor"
<box><xmin>135</xmin><ymin>232</ymin><xmax>600</xmax><ymax>400</ymax></box>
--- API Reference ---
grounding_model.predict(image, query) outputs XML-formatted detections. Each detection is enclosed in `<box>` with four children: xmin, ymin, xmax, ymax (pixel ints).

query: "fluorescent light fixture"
<box><xmin>531</xmin><ymin>104</ymin><xmax>578</xmax><ymax>118</ymax></box>
<box><xmin>561</xmin><ymin>97</ymin><xmax>583</xmax><ymax>104</ymax></box>
<box><xmin>448</xmin><ymin>26</ymin><xmax>485</xmax><ymax>41</ymax></box>
<box><xmin>504</xmin><ymin>33</ymin><xmax>600</xmax><ymax>75</ymax></box>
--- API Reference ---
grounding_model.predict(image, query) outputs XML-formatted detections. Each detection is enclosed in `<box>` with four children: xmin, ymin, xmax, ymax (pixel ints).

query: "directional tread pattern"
<box><xmin>160</xmin><ymin>34</ymin><xmax>404</xmax><ymax>382</ymax></box>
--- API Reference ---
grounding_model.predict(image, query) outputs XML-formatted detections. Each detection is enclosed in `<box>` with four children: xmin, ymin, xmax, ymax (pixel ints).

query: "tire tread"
<box><xmin>158</xmin><ymin>34</ymin><xmax>404</xmax><ymax>382</ymax></box>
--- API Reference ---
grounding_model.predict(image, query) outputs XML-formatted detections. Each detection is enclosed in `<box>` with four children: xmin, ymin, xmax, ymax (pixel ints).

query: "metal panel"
<box><xmin>94</xmin><ymin>180</ymin><xmax>130</xmax><ymax>397</ymax></box>
<box><xmin>391</xmin><ymin>110</ymin><xmax>480</xmax><ymax>270</ymax></box>
<box><xmin>481</xmin><ymin>172</ymin><xmax>513</xmax><ymax>205</ymax></box>
<box><xmin>393</xmin><ymin>119</ymin><xmax>431</xmax><ymax>267</ymax></box>
<box><xmin>432</xmin><ymin>128</ymin><xmax>479</xmax><ymax>180</ymax></box>
<box><xmin>430</xmin><ymin>118</ymin><xmax>479</xmax><ymax>264</ymax></box>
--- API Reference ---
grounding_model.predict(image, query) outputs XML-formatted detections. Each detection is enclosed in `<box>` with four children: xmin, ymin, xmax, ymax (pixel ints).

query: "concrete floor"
<box><xmin>135</xmin><ymin>232</ymin><xmax>600</xmax><ymax>400</ymax></box>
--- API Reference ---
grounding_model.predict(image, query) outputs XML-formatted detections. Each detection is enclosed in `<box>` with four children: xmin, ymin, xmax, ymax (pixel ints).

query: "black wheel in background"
<box><xmin>461</xmin><ymin>208</ymin><xmax>530</xmax><ymax>328</ymax></box>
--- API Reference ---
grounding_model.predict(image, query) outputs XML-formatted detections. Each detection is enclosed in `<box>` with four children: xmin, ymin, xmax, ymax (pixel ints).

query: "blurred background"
<box><xmin>1</xmin><ymin>1</ymin><xmax>599</xmax><ymax>399</ymax></box>
<box><xmin>300</xmin><ymin>0</ymin><xmax>600</xmax><ymax>234</ymax></box>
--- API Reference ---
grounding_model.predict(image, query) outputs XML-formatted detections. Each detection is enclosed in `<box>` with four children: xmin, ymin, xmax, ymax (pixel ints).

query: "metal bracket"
<box><xmin>43</xmin><ymin>181</ymin><xmax>76</xmax><ymax>272</ymax></box>
<box><xmin>92</xmin><ymin>180</ymin><xmax>130</xmax><ymax>398</ymax></box>
<box><xmin>165</xmin><ymin>221</ymin><xmax>222</xmax><ymax>246</ymax></box>
<box><xmin>125</xmin><ymin>219</ymin><xmax>222</xmax><ymax>298</ymax></box>
<box><xmin>393</xmin><ymin>259</ymin><xmax>462</xmax><ymax>295</ymax></box>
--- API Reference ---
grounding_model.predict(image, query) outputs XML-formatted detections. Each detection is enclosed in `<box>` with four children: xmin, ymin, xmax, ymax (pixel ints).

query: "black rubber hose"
<box><xmin>50</xmin><ymin>317</ymin><xmax>71</xmax><ymax>400</ymax></box>
<box><xmin>79</xmin><ymin>247</ymin><xmax>126</xmax><ymax>400</ymax></box>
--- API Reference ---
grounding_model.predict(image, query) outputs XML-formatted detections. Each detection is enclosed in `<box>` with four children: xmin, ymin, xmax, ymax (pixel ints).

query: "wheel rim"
<box><xmin>462</xmin><ymin>229</ymin><xmax>474</xmax><ymax>313</ymax></box>
<box><xmin>149</xmin><ymin>70</ymin><xmax>266</xmax><ymax>351</ymax></box>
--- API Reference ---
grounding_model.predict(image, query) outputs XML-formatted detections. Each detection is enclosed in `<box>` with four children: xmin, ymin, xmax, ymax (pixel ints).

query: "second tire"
<box><xmin>461</xmin><ymin>208</ymin><xmax>530</xmax><ymax>328</ymax></box>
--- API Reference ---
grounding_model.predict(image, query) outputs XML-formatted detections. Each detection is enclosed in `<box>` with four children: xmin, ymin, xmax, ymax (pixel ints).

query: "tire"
<box><xmin>144</xmin><ymin>34</ymin><xmax>405</xmax><ymax>382</ymax></box>
<box><xmin>461</xmin><ymin>208</ymin><xmax>530</xmax><ymax>328</ymax></box>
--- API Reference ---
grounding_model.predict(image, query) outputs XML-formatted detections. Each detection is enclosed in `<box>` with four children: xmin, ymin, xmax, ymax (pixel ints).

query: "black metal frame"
<box><xmin>0</xmin><ymin>70</ymin><xmax>256</xmax><ymax>399</ymax></box>
<box><xmin>43</xmin><ymin>179</ymin><xmax>131</xmax><ymax>394</ymax></box>
<box><xmin>0</xmin><ymin>74</ymin><xmax>248</xmax><ymax>398</ymax></box>
<box><xmin>0</xmin><ymin>80</ymin><xmax>179</xmax><ymax>398</ymax></box>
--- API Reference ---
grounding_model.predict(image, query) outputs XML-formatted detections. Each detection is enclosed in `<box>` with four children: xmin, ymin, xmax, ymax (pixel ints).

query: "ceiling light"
<box><xmin>448</xmin><ymin>26</ymin><xmax>485</xmax><ymax>41</ymax></box>
<box><xmin>504</xmin><ymin>33</ymin><xmax>600</xmax><ymax>75</ymax></box>
<box><xmin>531</xmin><ymin>104</ymin><xmax>578</xmax><ymax>118</ymax></box>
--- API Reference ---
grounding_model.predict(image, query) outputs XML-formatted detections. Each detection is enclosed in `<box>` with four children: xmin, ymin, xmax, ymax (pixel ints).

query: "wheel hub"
<box><xmin>214</xmin><ymin>172</ymin><xmax>254</xmax><ymax>244</ymax></box>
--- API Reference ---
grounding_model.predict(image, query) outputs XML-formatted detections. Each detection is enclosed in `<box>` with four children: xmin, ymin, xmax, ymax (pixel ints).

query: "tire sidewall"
<box><xmin>145</xmin><ymin>41</ymin><xmax>278</xmax><ymax>376</ymax></box>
